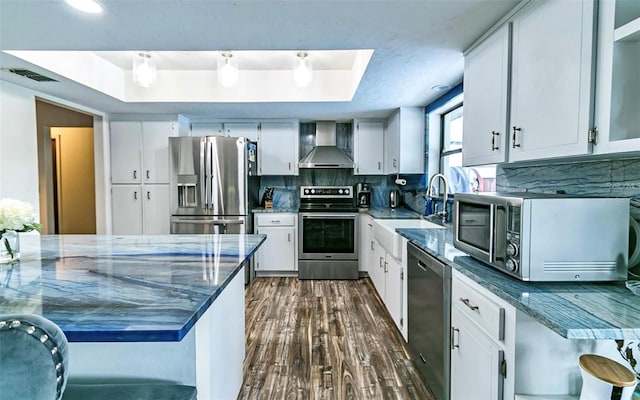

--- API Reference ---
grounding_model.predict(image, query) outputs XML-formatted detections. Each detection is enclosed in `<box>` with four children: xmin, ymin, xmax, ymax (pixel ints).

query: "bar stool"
<box><xmin>0</xmin><ymin>314</ymin><xmax>197</xmax><ymax>400</ymax></box>
<box><xmin>579</xmin><ymin>354</ymin><xmax>637</xmax><ymax>400</ymax></box>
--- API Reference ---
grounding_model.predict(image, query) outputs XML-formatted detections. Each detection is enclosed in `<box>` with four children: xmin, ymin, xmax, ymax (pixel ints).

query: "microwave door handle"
<box><xmin>489</xmin><ymin>204</ymin><xmax>496</xmax><ymax>263</ymax></box>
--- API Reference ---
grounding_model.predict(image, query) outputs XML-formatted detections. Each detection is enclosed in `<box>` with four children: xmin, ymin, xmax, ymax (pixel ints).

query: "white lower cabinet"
<box><xmin>254</xmin><ymin>213</ymin><xmax>297</xmax><ymax>273</ymax></box>
<box><xmin>451</xmin><ymin>269</ymin><xmax>514</xmax><ymax>400</ymax></box>
<box><xmin>112</xmin><ymin>184</ymin><xmax>170</xmax><ymax>234</ymax></box>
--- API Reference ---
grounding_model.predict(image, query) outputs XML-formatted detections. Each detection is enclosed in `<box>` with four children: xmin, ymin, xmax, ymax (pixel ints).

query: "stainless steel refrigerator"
<box><xmin>169</xmin><ymin>136</ymin><xmax>259</xmax><ymax>235</ymax></box>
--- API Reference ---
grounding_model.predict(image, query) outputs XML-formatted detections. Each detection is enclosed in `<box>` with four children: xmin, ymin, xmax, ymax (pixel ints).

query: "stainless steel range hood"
<box><xmin>298</xmin><ymin>121</ymin><xmax>354</xmax><ymax>168</ymax></box>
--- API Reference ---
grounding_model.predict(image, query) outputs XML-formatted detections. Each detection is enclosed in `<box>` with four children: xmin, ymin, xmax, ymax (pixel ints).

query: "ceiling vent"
<box><xmin>4</xmin><ymin>68</ymin><xmax>58</xmax><ymax>82</ymax></box>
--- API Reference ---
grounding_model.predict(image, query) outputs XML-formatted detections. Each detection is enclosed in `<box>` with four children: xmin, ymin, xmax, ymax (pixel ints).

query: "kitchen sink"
<box><xmin>373</xmin><ymin>218</ymin><xmax>444</xmax><ymax>260</ymax></box>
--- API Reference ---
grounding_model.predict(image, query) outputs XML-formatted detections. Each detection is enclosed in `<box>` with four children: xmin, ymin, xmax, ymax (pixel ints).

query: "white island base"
<box><xmin>67</xmin><ymin>268</ymin><xmax>246</xmax><ymax>400</ymax></box>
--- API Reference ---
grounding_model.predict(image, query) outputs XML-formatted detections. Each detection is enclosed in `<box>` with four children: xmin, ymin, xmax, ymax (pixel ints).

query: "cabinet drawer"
<box><xmin>255</xmin><ymin>214</ymin><xmax>296</xmax><ymax>227</ymax></box>
<box><xmin>452</xmin><ymin>277</ymin><xmax>504</xmax><ymax>341</ymax></box>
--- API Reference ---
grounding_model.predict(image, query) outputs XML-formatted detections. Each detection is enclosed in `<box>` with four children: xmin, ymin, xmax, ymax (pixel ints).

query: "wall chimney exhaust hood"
<box><xmin>298</xmin><ymin>121</ymin><xmax>354</xmax><ymax>169</ymax></box>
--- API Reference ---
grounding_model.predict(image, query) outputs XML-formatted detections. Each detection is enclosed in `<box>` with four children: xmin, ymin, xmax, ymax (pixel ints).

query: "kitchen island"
<box><xmin>0</xmin><ymin>234</ymin><xmax>266</xmax><ymax>400</ymax></box>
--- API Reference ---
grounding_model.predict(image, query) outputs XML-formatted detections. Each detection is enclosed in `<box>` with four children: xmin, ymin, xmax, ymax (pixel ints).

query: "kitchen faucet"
<box><xmin>427</xmin><ymin>173</ymin><xmax>449</xmax><ymax>224</ymax></box>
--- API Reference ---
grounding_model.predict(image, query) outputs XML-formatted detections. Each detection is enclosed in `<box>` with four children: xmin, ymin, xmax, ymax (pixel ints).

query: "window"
<box><xmin>426</xmin><ymin>85</ymin><xmax>496</xmax><ymax>195</ymax></box>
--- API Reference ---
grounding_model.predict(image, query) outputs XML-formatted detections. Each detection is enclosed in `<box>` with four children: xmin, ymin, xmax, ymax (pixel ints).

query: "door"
<box><xmin>385</xmin><ymin>253</ymin><xmax>403</xmax><ymax>332</ymax></box>
<box><xmin>372</xmin><ymin>240</ymin><xmax>386</xmax><ymax>300</ymax></box>
<box><xmin>254</xmin><ymin>226</ymin><xmax>295</xmax><ymax>271</ymax></box>
<box><xmin>354</xmin><ymin>121</ymin><xmax>384</xmax><ymax>175</ymax></box>
<box><xmin>462</xmin><ymin>24</ymin><xmax>510</xmax><ymax>166</ymax></box>
<box><xmin>384</xmin><ymin>112</ymin><xmax>400</xmax><ymax>174</ymax></box>
<box><xmin>143</xmin><ymin>185</ymin><xmax>170</xmax><ymax>234</ymax></box>
<box><xmin>259</xmin><ymin>122</ymin><xmax>298</xmax><ymax>175</ymax></box>
<box><xmin>50</xmin><ymin>127</ymin><xmax>96</xmax><ymax>234</ymax></box>
<box><xmin>509</xmin><ymin>0</ymin><xmax>595</xmax><ymax>162</ymax></box>
<box><xmin>110</xmin><ymin>121</ymin><xmax>142</xmax><ymax>184</ymax></box>
<box><xmin>451</xmin><ymin>306</ymin><xmax>504</xmax><ymax>400</ymax></box>
<box><xmin>299</xmin><ymin>213</ymin><xmax>357</xmax><ymax>260</ymax></box>
<box><xmin>142</xmin><ymin>121</ymin><xmax>175</xmax><ymax>184</ymax></box>
<box><xmin>112</xmin><ymin>185</ymin><xmax>143</xmax><ymax>234</ymax></box>
<box><xmin>207</xmin><ymin>137</ymin><xmax>247</xmax><ymax>216</ymax></box>
<box><xmin>170</xmin><ymin>216</ymin><xmax>246</xmax><ymax>234</ymax></box>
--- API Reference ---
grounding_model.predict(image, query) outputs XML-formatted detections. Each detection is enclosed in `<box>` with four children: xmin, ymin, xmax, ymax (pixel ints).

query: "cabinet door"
<box><xmin>224</xmin><ymin>122</ymin><xmax>259</xmax><ymax>141</ymax></box>
<box><xmin>359</xmin><ymin>215</ymin><xmax>375</xmax><ymax>272</ymax></box>
<box><xmin>354</xmin><ymin>121</ymin><xmax>384</xmax><ymax>175</ymax></box>
<box><xmin>371</xmin><ymin>240</ymin><xmax>387</xmax><ymax>300</ymax></box>
<box><xmin>142</xmin><ymin>121</ymin><xmax>175</xmax><ymax>184</ymax></box>
<box><xmin>110</xmin><ymin>122</ymin><xmax>142</xmax><ymax>184</ymax></box>
<box><xmin>258</xmin><ymin>122</ymin><xmax>299</xmax><ymax>176</ymax></box>
<box><xmin>111</xmin><ymin>185</ymin><xmax>143</xmax><ymax>234</ymax></box>
<box><xmin>509</xmin><ymin>0</ymin><xmax>596</xmax><ymax>162</ymax></box>
<box><xmin>384</xmin><ymin>112</ymin><xmax>400</xmax><ymax>174</ymax></box>
<box><xmin>254</xmin><ymin>226</ymin><xmax>296</xmax><ymax>271</ymax></box>
<box><xmin>463</xmin><ymin>25</ymin><xmax>509</xmax><ymax>166</ymax></box>
<box><xmin>143</xmin><ymin>185</ymin><xmax>170</xmax><ymax>234</ymax></box>
<box><xmin>451</xmin><ymin>306</ymin><xmax>504</xmax><ymax>400</ymax></box>
<box><xmin>385</xmin><ymin>253</ymin><xmax>403</xmax><ymax>333</ymax></box>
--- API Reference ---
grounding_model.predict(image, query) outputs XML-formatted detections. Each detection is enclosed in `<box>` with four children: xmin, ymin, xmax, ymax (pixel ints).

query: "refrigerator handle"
<box><xmin>200</xmin><ymin>138</ymin><xmax>207</xmax><ymax>208</ymax></box>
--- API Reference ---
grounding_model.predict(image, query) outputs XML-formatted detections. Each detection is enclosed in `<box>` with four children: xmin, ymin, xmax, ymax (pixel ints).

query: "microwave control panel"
<box><xmin>505</xmin><ymin>231</ymin><xmax>520</xmax><ymax>272</ymax></box>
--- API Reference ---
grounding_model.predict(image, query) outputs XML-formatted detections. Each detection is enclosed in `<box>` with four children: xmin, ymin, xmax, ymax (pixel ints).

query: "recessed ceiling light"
<box><xmin>431</xmin><ymin>84</ymin><xmax>451</xmax><ymax>92</ymax></box>
<box><xmin>65</xmin><ymin>0</ymin><xmax>104</xmax><ymax>14</ymax></box>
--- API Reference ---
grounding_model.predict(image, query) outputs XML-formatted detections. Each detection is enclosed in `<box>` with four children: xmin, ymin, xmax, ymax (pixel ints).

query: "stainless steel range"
<box><xmin>298</xmin><ymin>186</ymin><xmax>359</xmax><ymax>280</ymax></box>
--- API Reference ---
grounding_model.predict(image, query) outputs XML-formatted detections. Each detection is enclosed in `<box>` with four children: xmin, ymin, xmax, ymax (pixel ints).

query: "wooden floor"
<box><xmin>239</xmin><ymin>277</ymin><xmax>435</xmax><ymax>400</ymax></box>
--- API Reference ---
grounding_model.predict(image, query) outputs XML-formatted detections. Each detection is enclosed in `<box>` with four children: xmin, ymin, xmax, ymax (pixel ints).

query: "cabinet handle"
<box><xmin>379</xmin><ymin>256</ymin><xmax>384</xmax><ymax>268</ymax></box>
<box><xmin>271</xmin><ymin>220</ymin><xmax>281</xmax><ymax>224</ymax></box>
<box><xmin>370</xmin><ymin>241</ymin><xmax>375</xmax><ymax>251</ymax></box>
<box><xmin>393</xmin><ymin>159</ymin><xmax>397</xmax><ymax>168</ymax></box>
<box><xmin>459</xmin><ymin>297</ymin><xmax>479</xmax><ymax>311</ymax></box>
<box><xmin>491</xmin><ymin>131</ymin><xmax>500</xmax><ymax>151</ymax></box>
<box><xmin>147</xmin><ymin>191</ymin><xmax>151</xmax><ymax>200</ymax></box>
<box><xmin>419</xmin><ymin>353</ymin><xmax>427</xmax><ymax>364</ymax></box>
<box><xmin>378</xmin><ymin>161</ymin><xmax>381</xmax><ymax>170</ymax></box>
<box><xmin>512</xmin><ymin>126</ymin><xmax>521</xmax><ymax>148</ymax></box>
<box><xmin>288</xmin><ymin>233</ymin><xmax>291</xmax><ymax>242</ymax></box>
<box><xmin>146</xmin><ymin>170</ymin><xmax>150</xmax><ymax>179</ymax></box>
<box><xmin>133</xmin><ymin>191</ymin><xmax>138</xmax><ymax>200</ymax></box>
<box><xmin>288</xmin><ymin>162</ymin><xmax>292</xmax><ymax>171</ymax></box>
<box><xmin>451</xmin><ymin>327</ymin><xmax>460</xmax><ymax>349</ymax></box>
<box><xmin>384</xmin><ymin>260</ymin><xmax>388</xmax><ymax>273</ymax></box>
<box><xmin>133</xmin><ymin>170</ymin><xmax>137</xmax><ymax>180</ymax></box>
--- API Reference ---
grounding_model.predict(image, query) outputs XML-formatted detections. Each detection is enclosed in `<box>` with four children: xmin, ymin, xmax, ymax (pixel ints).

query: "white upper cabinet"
<box><xmin>462</xmin><ymin>24</ymin><xmax>510</xmax><ymax>166</ymax></box>
<box><xmin>258</xmin><ymin>121</ymin><xmax>299</xmax><ymax>176</ymax></box>
<box><xmin>384</xmin><ymin>107</ymin><xmax>424</xmax><ymax>174</ymax></box>
<box><xmin>508</xmin><ymin>0</ymin><xmax>596</xmax><ymax>162</ymax></box>
<box><xmin>593</xmin><ymin>0</ymin><xmax>640</xmax><ymax>154</ymax></box>
<box><xmin>111</xmin><ymin>121</ymin><xmax>176</xmax><ymax>184</ymax></box>
<box><xmin>110</xmin><ymin>122</ymin><xmax>143</xmax><ymax>184</ymax></box>
<box><xmin>353</xmin><ymin>120</ymin><xmax>385</xmax><ymax>175</ymax></box>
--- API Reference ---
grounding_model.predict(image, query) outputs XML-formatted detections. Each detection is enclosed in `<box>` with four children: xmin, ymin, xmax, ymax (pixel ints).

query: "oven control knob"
<box><xmin>506</xmin><ymin>258</ymin><xmax>519</xmax><ymax>272</ymax></box>
<box><xmin>311</xmin><ymin>189</ymin><xmax>316</xmax><ymax>194</ymax></box>
<box><xmin>304</xmin><ymin>189</ymin><xmax>310</xmax><ymax>195</ymax></box>
<box><xmin>338</xmin><ymin>189</ymin><xmax>343</xmax><ymax>194</ymax></box>
<box><xmin>344</xmin><ymin>189</ymin><xmax>350</xmax><ymax>195</ymax></box>
<box><xmin>506</xmin><ymin>243</ymin><xmax>519</xmax><ymax>257</ymax></box>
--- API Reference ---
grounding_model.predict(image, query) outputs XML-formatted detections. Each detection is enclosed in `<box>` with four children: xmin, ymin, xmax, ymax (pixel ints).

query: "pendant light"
<box><xmin>132</xmin><ymin>52</ymin><xmax>157</xmax><ymax>88</ymax></box>
<box><xmin>65</xmin><ymin>0</ymin><xmax>103</xmax><ymax>14</ymax></box>
<box><xmin>217</xmin><ymin>52</ymin><xmax>239</xmax><ymax>88</ymax></box>
<box><xmin>293</xmin><ymin>52</ymin><xmax>313</xmax><ymax>87</ymax></box>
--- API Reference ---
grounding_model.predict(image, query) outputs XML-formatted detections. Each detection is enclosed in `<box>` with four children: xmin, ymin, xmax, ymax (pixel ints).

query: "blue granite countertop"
<box><xmin>0</xmin><ymin>234</ymin><xmax>266</xmax><ymax>343</ymax></box>
<box><xmin>396</xmin><ymin>228</ymin><xmax>640</xmax><ymax>340</ymax></box>
<box><xmin>252</xmin><ymin>207</ymin><xmax>298</xmax><ymax>213</ymax></box>
<box><xmin>365</xmin><ymin>207</ymin><xmax>422</xmax><ymax>219</ymax></box>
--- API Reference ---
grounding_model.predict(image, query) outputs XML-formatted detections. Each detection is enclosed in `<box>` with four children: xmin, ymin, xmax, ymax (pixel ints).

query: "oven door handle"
<box><xmin>300</xmin><ymin>215</ymin><xmax>357</xmax><ymax>220</ymax></box>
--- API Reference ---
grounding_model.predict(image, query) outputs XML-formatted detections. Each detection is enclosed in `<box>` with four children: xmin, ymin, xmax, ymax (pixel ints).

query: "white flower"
<box><xmin>0</xmin><ymin>199</ymin><xmax>40</xmax><ymax>233</ymax></box>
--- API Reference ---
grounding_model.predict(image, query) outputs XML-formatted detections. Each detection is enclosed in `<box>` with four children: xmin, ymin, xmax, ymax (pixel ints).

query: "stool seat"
<box><xmin>579</xmin><ymin>354</ymin><xmax>637</xmax><ymax>387</ymax></box>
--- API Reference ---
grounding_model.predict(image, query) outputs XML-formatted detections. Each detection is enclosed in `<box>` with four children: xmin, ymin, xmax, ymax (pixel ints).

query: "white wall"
<box><xmin>0</xmin><ymin>81</ymin><xmax>110</xmax><ymax>233</ymax></box>
<box><xmin>0</xmin><ymin>81</ymin><xmax>39</xmax><ymax>208</ymax></box>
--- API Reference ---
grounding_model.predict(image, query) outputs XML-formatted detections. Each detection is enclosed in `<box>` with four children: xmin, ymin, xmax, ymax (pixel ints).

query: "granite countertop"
<box><xmin>0</xmin><ymin>234</ymin><xmax>266</xmax><ymax>342</ymax></box>
<box><xmin>396</xmin><ymin>227</ymin><xmax>640</xmax><ymax>340</ymax></box>
<box><xmin>252</xmin><ymin>207</ymin><xmax>299</xmax><ymax>213</ymax></box>
<box><xmin>365</xmin><ymin>207</ymin><xmax>422</xmax><ymax>219</ymax></box>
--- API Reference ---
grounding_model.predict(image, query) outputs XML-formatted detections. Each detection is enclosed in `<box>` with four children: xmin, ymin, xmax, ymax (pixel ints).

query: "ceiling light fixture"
<box><xmin>65</xmin><ymin>0</ymin><xmax>104</xmax><ymax>14</ymax></box>
<box><xmin>217</xmin><ymin>52</ymin><xmax>239</xmax><ymax>88</ymax></box>
<box><xmin>293</xmin><ymin>52</ymin><xmax>313</xmax><ymax>87</ymax></box>
<box><xmin>132</xmin><ymin>52</ymin><xmax>157</xmax><ymax>88</ymax></box>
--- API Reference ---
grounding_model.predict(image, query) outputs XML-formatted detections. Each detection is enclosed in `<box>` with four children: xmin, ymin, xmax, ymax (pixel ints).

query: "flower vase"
<box><xmin>0</xmin><ymin>231</ymin><xmax>20</xmax><ymax>264</ymax></box>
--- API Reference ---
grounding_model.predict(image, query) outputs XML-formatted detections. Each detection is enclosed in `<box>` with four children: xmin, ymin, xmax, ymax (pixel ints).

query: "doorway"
<box><xmin>49</xmin><ymin>127</ymin><xmax>96</xmax><ymax>234</ymax></box>
<box><xmin>36</xmin><ymin>99</ymin><xmax>96</xmax><ymax>234</ymax></box>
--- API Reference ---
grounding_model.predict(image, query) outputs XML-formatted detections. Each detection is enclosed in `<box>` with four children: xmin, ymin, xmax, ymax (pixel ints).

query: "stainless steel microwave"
<box><xmin>453</xmin><ymin>192</ymin><xmax>629</xmax><ymax>281</ymax></box>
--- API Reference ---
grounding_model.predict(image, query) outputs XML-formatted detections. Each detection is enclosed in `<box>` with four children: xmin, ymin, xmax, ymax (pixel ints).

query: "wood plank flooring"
<box><xmin>239</xmin><ymin>277</ymin><xmax>435</xmax><ymax>400</ymax></box>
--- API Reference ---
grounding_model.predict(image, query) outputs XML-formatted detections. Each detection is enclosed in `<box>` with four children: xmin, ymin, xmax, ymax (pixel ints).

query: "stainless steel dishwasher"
<box><xmin>407</xmin><ymin>242</ymin><xmax>451</xmax><ymax>400</ymax></box>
